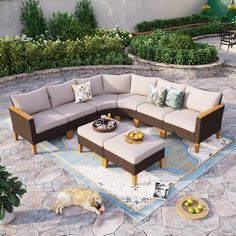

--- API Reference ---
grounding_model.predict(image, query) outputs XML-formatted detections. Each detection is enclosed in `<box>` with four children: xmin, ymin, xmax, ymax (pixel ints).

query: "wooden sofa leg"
<box><xmin>78</xmin><ymin>144</ymin><xmax>83</xmax><ymax>153</ymax></box>
<box><xmin>102</xmin><ymin>158</ymin><xmax>108</xmax><ymax>168</ymax></box>
<box><xmin>31</xmin><ymin>144</ymin><xmax>37</xmax><ymax>154</ymax></box>
<box><xmin>13</xmin><ymin>132</ymin><xmax>18</xmax><ymax>141</ymax></box>
<box><xmin>132</xmin><ymin>175</ymin><xmax>138</xmax><ymax>187</ymax></box>
<box><xmin>159</xmin><ymin>158</ymin><xmax>164</xmax><ymax>168</ymax></box>
<box><xmin>194</xmin><ymin>144</ymin><xmax>200</xmax><ymax>153</ymax></box>
<box><xmin>133</xmin><ymin>119</ymin><xmax>139</xmax><ymax>128</ymax></box>
<box><xmin>159</xmin><ymin>129</ymin><xmax>167</xmax><ymax>139</ymax></box>
<box><xmin>66</xmin><ymin>130</ymin><xmax>73</xmax><ymax>140</ymax></box>
<box><xmin>216</xmin><ymin>131</ymin><xmax>221</xmax><ymax>139</ymax></box>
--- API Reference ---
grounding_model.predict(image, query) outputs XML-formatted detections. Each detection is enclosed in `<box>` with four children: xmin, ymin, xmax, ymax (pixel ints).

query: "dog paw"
<box><xmin>96</xmin><ymin>210</ymin><xmax>101</xmax><ymax>215</ymax></box>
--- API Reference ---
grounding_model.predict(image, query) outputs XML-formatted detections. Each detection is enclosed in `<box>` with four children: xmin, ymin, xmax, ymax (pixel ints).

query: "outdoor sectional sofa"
<box><xmin>9</xmin><ymin>73</ymin><xmax>224</xmax><ymax>155</ymax></box>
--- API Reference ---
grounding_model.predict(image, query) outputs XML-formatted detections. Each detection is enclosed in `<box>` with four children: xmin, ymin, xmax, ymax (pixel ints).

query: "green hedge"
<box><xmin>135</xmin><ymin>14</ymin><xmax>225</xmax><ymax>32</ymax></box>
<box><xmin>130</xmin><ymin>31</ymin><xmax>217</xmax><ymax>65</ymax></box>
<box><xmin>0</xmin><ymin>35</ymin><xmax>130</xmax><ymax>78</ymax></box>
<box><xmin>175</xmin><ymin>22</ymin><xmax>235</xmax><ymax>37</ymax></box>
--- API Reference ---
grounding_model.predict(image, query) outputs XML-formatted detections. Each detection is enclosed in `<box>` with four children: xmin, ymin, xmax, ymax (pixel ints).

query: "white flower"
<box><xmin>128</xmin><ymin>33</ymin><xmax>133</xmax><ymax>38</ymax></box>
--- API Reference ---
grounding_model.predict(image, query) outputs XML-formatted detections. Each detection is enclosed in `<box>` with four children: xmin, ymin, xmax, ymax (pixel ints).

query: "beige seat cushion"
<box><xmin>86</xmin><ymin>94</ymin><xmax>117</xmax><ymax>111</ymax></box>
<box><xmin>184</xmin><ymin>85</ymin><xmax>222</xmax><ymax>112</ymax></box>
<box><xmin>33</xmin><ymin>110</ymin><xmax>68</xmax><ymax>134</ymax></box>
<box><xmin>104</xmin><ymin>130</ymin><xmax>164</xmax><ymax>165</ymax></box>
<box><xmin>76</xmin><ymin>75</ymin><xmax>103</xmax><ymax>96</ymax></box>
<box><xmin>47</xmin><ymin>79</ymin><xmax>76</xmax><ymax>108</ymax></box>
<box><xmin>156</xmin><ymin>78</ymin><xmax>186</xmax><ymax>92</ymax></box>
<box><xmin>77</xmin><ymin>121</ymin><xmax>129</xmax><ymax>147</ymax></box>
<box><xmin>164</xmin><ymin>109</ymin><xmax>200</xmax><ymax>132</ymax></box>
<box><xmin>102</xmin><ymin>74</ymin><xmax>131</xmax><ymax>94</ymax></box>
<box><xmin>11</xmin><ymin>87</ymin><xmax>51</xmax><ymax>115</ymax></box>
<box><xmin>117</xmin><ymin>94</ymin><xmax>146</xmax><ymax>110</ymax></box>
<box><xmin>130</xmin><ymin>74</ymin><xmax>158</xmax><ymax>96</ymax></box>
<box><xmin>54</xmin><ymin>102</ymin><xmax>96</xmax><ymax>122</ymax></box>
<box><xmin>137</xmin><ymin>103</ymin><xmax>174</xmax><ymax>121</ymax></box>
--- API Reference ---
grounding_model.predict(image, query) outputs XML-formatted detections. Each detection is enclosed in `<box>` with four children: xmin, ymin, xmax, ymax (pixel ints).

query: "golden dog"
<box><xmin>49</xmin><ymin>188</ymin><xmax>105</xmax><ymax>215</ymax></box>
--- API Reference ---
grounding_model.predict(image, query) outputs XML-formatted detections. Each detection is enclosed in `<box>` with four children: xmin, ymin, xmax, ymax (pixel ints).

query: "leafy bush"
<box><xmin>47</xmin><ymin>12</ymin><xmax>94</xmax><ymax>41</ymax></box>
<box><xmin>0</xmin><ymin>165</ymin><xmax>26</xmax><ymax>220</ymax></box>
<box><xmin>130</xmin><ymin>31</ymin><xmax>217</xmax><ymax>65</ymax></box>
<box><xmin>74</xmin><ymin>0</ymin><xmax>97</xmax><ymax>28</ymax></box>
<box><xmin>20</xmin><ymin>0</ymin><xmax>47</xmax><ymax>39</ymax></box>
<box><xmin>135</xmin><ymin>14</ymin><xmax>225</xmax><ymax>32</ymax></box>
<box><xmin>0</xmin><ymin>34</ymin><xmax>130</xmax><ymax>77</ymax></box>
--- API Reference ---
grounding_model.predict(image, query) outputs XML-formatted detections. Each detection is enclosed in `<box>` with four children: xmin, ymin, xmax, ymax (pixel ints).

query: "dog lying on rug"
<box><xmin>49</xmin><ymin>188</ymin><xmax>105</xmax><ymax>215</ymax></box>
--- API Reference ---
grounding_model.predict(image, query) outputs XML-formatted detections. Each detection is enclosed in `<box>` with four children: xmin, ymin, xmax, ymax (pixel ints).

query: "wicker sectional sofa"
<box><xmin>9</xmin><ymin>73</ymin><xmax>224</xmax><ymax>154</ymax></box>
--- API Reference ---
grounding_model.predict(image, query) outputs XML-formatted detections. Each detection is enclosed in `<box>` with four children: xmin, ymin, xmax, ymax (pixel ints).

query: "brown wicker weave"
<box><xmin>77</xmin><ymin>135</ymin><xmax>104</xmax><ymax>156</ymax></box>
<box><xmin>104</xmin><ymin>148</ymin><xmax>164</xmax><ymax>175</ymax></box>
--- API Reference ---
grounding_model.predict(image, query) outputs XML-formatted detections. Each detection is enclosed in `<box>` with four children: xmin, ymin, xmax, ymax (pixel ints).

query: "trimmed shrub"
<box><xmin>20</xmin><ymin>0</ymin><xmax>47</xmax><ymax>39</ymax></box>
<box><xmin>130</xmin><ymin>31</ymin><xmax>217</xmax><ymax>65</ymax></box>
<box><xmin>135</xmin><ymin>14</ymin><xmax>225</xmax><ymax>32</ymax></box>
<box><xmin>47</xmin><ymin>12</ymin><xmax>94</xmax><ymax>41</ymax></box>
<box><xmin>0</xmin><ymin>35</ymin><xmax>130</xmax><ymax>77</ymax></box>
<box><xmin>74</xmin><ymin>0</ymin><xmax>97</xmax><ymax>28</ymax></box>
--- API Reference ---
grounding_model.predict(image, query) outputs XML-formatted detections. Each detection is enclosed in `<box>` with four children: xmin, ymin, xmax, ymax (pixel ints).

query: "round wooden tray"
<box><xmin>176</xmin><ymin>195</ymin><xmax>209</xmax><ymax>220</ymax></box>
<box><xmin>92</xmin><ymin>119</ymin><xmax>117</xmax><ymax>133</ymax></box>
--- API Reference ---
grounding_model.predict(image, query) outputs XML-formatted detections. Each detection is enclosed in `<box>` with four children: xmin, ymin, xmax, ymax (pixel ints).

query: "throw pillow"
<box><xmin>72</xmin><ymin>82</ymin><xmax>92</xmax><ymax>103</ymax></box>
<box><xmin>165</xmin><ymin>87</ymin><xmax>184</xmax><ymax>109</ymax></box>
<box><xmin>146</xmin><ymin>85</ymin><xmax>167</xmax><ymax>107</ymax></box>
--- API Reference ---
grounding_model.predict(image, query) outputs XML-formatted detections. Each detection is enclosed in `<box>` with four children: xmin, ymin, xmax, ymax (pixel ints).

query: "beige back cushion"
<box><xmin>130</xmin><ymin>74</ymin><xmax>158</xmax><ymax>96</ymax></box>
<box><xmin>76</xmin><ymin>75</ymin><xmax>103</xmax><ymax>96</ymax></box>
<box><xmin>102</xmin><ymin>74</ymin><xmax>131</xmax><ymax>94</ymax></box>
<box><xmin>156</xmin><ymin>78</ymin><xmax>186</xmax><ymax>92</ymax></box>
<box><xmin>11</xmin><ymin>87</ymin><xmax>51</xmax><ymax>115</ymax></box>
<box><xmin>47</xmin><ymin>79</ymin><xmax>76</xmax><ymax>108</ymax></box>
<box><xmin>184</xmin><ymin>85</ymin><xmax>222</xmax><ymax>112</ymax></box>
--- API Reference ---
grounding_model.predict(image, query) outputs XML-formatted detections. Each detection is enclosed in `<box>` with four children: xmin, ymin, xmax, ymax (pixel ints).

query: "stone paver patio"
<box><xmin>0</xmin><ymin>37</ymin><xmax>236</xmax><ymax>236</ymax></box>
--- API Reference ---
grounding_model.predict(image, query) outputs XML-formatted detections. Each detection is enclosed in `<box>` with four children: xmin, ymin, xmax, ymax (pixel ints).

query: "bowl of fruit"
<box><xmin>125</xmin><ymin>130</ymin><xmax>144</xmax><ymax>144</ymax></box>
<box><xmin>176</xmin><ymin>195</ymin><xmax>209</xmax><ymax>220</ymax></box>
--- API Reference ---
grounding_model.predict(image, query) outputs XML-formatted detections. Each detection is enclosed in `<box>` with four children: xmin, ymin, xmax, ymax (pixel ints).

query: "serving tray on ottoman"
<box><xmin>77</xmin><ymin>120</ymin><xmax>129</xmax><ymax>156</ymax></box>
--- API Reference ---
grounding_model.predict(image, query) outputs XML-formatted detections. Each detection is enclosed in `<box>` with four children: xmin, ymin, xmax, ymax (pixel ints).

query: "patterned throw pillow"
<box><xmin>146</xmin><ymin>85</ymin><xmax>167</xmax><ymax>107</ymax></box>
<box><xmin>165</xmin><ymin>87</ymin><xmax>184</xmax><ymax>109</ymax></box>
<box><xmin>72</xmin><ymin>82</ymin><xmax>92</xmax><ymax>103</ymax></box>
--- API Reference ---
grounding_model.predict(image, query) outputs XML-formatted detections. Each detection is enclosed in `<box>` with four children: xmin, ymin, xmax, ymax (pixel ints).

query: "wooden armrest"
<box><xmin>197</xmin><ymin>103</ymin><xmax>225</xmax><ymax>119</ymax></box>
<box><xmin>9</xmin><ymin>106</ymin><xmax>33</xmax><ymax>121</ymax></box>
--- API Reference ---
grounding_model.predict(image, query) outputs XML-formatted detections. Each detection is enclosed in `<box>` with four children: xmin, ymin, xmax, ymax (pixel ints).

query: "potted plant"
<box><xmin>0</xmin><ymin>165</ymin><xmax>26</xmax><ymax>225</ymax></box>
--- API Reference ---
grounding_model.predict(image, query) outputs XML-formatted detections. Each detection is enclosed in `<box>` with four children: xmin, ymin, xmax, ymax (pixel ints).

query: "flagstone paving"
<box><xmin>0</xmin><ymin>66</ymin><xmax>236</xmax><ymax>235</ymax></box>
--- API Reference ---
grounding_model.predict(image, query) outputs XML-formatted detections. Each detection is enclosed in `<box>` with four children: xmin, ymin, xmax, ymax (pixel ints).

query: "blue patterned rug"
<box><xmin>2</xmin><ymin>119</ymin><xmax>236</xmax><ymax>221</ymax></box>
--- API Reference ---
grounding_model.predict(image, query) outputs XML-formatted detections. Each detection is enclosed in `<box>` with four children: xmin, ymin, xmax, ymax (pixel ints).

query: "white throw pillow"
<box><xmin>72</xmin><ymin>82</ymin><xmax>92</xmax><ymax>103</ymax></box>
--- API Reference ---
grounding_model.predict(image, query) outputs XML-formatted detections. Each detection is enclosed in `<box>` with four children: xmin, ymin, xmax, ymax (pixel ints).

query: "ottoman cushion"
<box><xmin>77</xmin><ymin>121</ymin><xmax>129</xmax><ymax>147</ymax></box>
<box><xmin>104</xmin><ymin>131</ymin><xmax>164</xmax><ymax>164</ymax></box>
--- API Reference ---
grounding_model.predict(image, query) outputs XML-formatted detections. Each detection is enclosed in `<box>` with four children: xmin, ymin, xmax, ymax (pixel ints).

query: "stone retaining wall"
<box><xmin>0</xmin><ymin>58</ymin><xmax>225</xmax><ymax>89</ymax></box>
<box><xmin>128</xmin><ymin>53</ymin><xmax>224</xmax><ymax>79</ymax></box>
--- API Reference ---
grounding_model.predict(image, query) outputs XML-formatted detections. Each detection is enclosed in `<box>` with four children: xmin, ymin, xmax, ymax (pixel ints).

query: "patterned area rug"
<box><xmin>2</xmin><ymin>119</ymin><xmax>236</xmax><ymax>221</ymax></box>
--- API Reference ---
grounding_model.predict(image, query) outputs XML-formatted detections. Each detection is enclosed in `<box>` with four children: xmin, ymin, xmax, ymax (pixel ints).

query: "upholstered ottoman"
<box><xmin>77</xmin><ymin>120</ymin><xmax>129</xmax><ymax>157</ymax></box>
<box><xmin>104</xmin><ymin>131</ymin><xmax>165</xmax><ymax>186</ymax></box>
